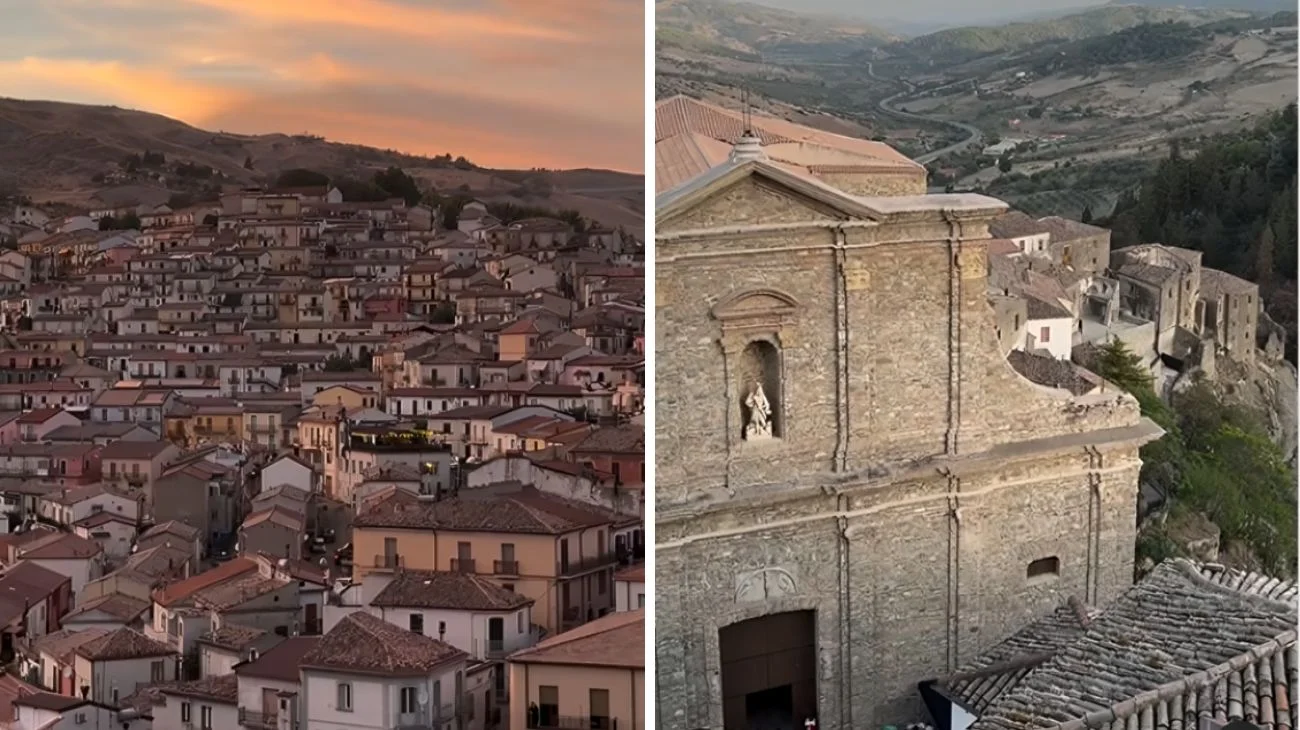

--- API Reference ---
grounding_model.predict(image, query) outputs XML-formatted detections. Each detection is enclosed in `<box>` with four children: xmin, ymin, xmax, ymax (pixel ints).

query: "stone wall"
<box><xmin>655</xmin><ymin>167</ymin><xmax>1159</xmax><ymax>730</ymax></box>
<box><xmin>1048</xmin><ymin>232</ymin><xmax>1110</xmax><ymax>275</ymax></box>
<box><xmin>654</xmin><ymin>442</ymin><xmax>1145</xmax><ymax>729</ymax></box>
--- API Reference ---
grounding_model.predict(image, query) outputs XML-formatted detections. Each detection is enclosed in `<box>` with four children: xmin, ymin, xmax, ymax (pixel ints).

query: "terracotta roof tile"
<box><xmin>75</xmin><ymin>627</ymin><xmax>177</xmax><ymax>661</ymax></box>
<box><xmin>354</xmin><ymin>486</ymin><xmax>624</xmax><ymax>534</ymax></box>
<box><xmin>235</xmin><ymin>636</ymin><xmax>319</xmax><ymax>682</ymax></box>
<box><xmin>153</xmin><ymin>557</ymin><xmax>257</xmax><ymax>607</ymax></box>
<box><xmin>372</xmin><ymin>570</ymin><xmax>533</xmax><ymax>612</ymax></box>
<box><xmin>158</xmin><ymin>673</ymin><xmax>238</xmax><ymax>704</ymax></box>
<box><xmin>301</xmin><ymin>611</ymin><xmax>466</xmax><ymax>677</ymax></box>
<box><xmin>509</xmin><ymin>609</ymin><xmax>643</xmax><ymax>669</ymax></box>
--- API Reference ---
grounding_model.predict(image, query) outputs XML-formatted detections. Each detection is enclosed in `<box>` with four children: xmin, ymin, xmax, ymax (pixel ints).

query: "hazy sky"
<box><xmin>0</xmin><ymin>0</ymin><xmax>645</xmax><ymax>172</ymax></box>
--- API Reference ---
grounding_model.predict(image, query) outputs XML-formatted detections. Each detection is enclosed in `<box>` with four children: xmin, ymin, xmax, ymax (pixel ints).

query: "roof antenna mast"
<box><xmin>741</xmin><ymin>86</ymin><xmax>753</xmax><ymax>136</ymax></box>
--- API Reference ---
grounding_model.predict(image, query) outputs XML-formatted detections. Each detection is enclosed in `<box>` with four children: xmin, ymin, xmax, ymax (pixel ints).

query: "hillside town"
<box><xmin>0</xmin><ymin>185</ymin><xmax>646</xmax><ymax>730</ymax></box>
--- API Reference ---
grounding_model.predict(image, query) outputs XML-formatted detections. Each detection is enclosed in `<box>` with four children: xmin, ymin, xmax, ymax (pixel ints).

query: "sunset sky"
<box><xmin>0</xmin><ymin>0</ymin><xmax>645</xmax><ymax>172</ymax></box>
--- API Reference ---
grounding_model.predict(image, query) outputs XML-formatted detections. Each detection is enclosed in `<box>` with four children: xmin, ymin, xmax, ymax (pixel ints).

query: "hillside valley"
<box><xmin>0</xmin><ymin>98</ymin><xmax>644</xmax><ymax>234</ymax></box>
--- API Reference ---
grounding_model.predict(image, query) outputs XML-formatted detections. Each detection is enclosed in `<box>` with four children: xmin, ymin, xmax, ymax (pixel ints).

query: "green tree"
<box><xmin>274</xmin><ymin>169</ymin><xmax>330</xmax><ymax>188</ymax></box>
<box><xmin>243</xmin><ymin>155</ymin><xmax>255</xmax><ymax>170</ymax></box>
<box><xmin>431</xmin><ymin>302</ymin><xmax>457</xmax><ymax>324</ymax></box>
<box><xmin>373</xmin><ymin>167</ymin><xmax>423</xmax><ymax>207</ymax></box>
<box><xmin>322</xmin><ymin>355</ymin><xmax>356</xmax><ymax>372</ymax></box>
<box><xmin>997</xmin><ymin>156</ymin><xmax>1013</xmax><ymax>174</ymax></box>
<box><xmin>1080</xmin><ymin>204</ymin><xmax>1093</xmax><ymax>224</ymax></box>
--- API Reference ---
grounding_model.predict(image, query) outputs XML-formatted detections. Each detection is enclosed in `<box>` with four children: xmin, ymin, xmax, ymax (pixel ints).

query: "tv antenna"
<box><xmin>741</xmin><ymin>86</ymin><xmax>753</xmax><ymax>136</ymax></box>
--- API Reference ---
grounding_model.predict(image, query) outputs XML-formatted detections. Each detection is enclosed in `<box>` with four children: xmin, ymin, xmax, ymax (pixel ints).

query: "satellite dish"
<box><xmin>417</xmin><ymin>689</ymin><xmax>429</xmax><ymax>706</ymax></box>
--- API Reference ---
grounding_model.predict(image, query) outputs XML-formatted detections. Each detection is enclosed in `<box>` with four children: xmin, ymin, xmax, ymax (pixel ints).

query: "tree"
<box><xmin>431</xmin><ymin>303</ymin><xmax>457</xmax><ymax>324</ymax></box>
<box><xmin>373</xmin><ymin>166</ymin><xmax>423</xmax><ymax>207</ymax></box>
<box><xmin>1253</xmin><ymin>223</ymin><xmax>1277</xmax><ymax>293</ymax></box>
<box><xmin>274</xmin><ymin>169</ymin><xmax>330</xmax><ymax>188</ymax></box>
<box><xmin>997</xmin><ymin>156</ymin><xmax>1013</xmax><ymax>174</ymax></box>
<box><xmin>1080</xmin><ymin>205</ymin><xmax>1093</xmax><ymax>224</ymax></box>
<box><xmin>322</xmin><ymin>355</ymin><xmax>356</xmax><ymax>372</ymax></box>
<box><xmin>202</xmin><ymin>214</ymin><xmax>219</xmax><ymax>226</ymax></box>
<box><xmin>243</xmin><ymin>156</ymin><xmax>255</xmax><ymax>170</ymax></box>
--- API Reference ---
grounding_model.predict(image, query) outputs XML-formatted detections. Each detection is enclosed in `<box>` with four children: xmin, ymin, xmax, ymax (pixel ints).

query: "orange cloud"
<box><xmin>0</xmin><ymin>57</ymin><xmax>250</xmax><ymax>120</ymax></box>
<box><xmin>182</xmin><ymin>0</ymin><xmax>579</xmax><ymax>43</ymax></box>
<box><xmin>0</xmin><ymin>0</ymin><xmax>644</xmax><ymax>172</ymax></box>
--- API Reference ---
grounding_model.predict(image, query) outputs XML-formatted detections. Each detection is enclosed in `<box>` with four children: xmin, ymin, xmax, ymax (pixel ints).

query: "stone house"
<box><xmin>237</xmin><ymin>506</ymin><xmax>305</xmax><ymax>562</ymax></box>
<box><xmin>1197</xmin><ymin>267</ymin><xmax>1260</xmax><ymax>363</ymax></box>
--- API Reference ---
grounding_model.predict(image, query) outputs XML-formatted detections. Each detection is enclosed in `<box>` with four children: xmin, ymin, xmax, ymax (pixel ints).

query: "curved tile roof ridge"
<box><xmin>970</xmin><ymin>559</ymin><xmax>1298</xmax><ymax>730</ymax></box>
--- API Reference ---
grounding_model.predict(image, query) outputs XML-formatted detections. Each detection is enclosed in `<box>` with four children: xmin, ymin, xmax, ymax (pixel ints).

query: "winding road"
<box><xmin>864</xmin><ymin>62</ymin><xmax>984</xmax><ymax>164</ymax></box>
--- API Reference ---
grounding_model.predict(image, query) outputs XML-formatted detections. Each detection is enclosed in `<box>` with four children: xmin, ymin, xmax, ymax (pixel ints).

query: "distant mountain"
<box><xmin>657</xmin><ymin>0</ymin><xmax>900</xmax><ymax>59</ymax></box>
<box><xmin>889</xmin><ymin>4</ymin><xmax>1246</xmax><ymax>59</ymax></box>
<box><xmin>1117</xmin><ymin>0</ymin><xmax>1295</xmax><ymax>12</ymax></box>
<box><xmin>0</xmin><ymin>98</ymin><xmax>643</xmax><ymax>230</ymax></box>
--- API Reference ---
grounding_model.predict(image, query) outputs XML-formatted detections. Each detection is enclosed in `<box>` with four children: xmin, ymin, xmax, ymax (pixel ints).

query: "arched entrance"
<box><xmin>719</xmin><ymin>610</ymin><xmax>817</xmax><ymax>730</ymax></box>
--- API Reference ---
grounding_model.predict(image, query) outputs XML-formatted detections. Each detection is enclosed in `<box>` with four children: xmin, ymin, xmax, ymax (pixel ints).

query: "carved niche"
<box><xmin>712</xmin><ymin>290</ymin><xmax>799</xmax><ymax>443</ymax></box>
<box><xmin>734</xmin><ymin>567</ymin><xmax>799</xmax><ymax>604</ymax></box>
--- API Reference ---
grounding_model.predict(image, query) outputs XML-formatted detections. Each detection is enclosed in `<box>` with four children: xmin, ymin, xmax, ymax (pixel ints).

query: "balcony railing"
<box><xmin>395</xmin><ymin>705</ymin><xmax>457</xmax><ymax>730</ymax></box>
<box><xmin>556</xmin><ymin>551</ymin><xmax>617</xmax><ymax>577</ymax></box>
<box><xmin>493</xmin><ymin>560</ymin><xmax>519</xmax><ymax>576</ymax></box>
<box><xmin>450</xmin><ymin>558</ymin><xmax>476</xmax><ymax>574</ymax></box>
<box><xmin>238</xmin><ymin>709</ymin><xmax>277</xmax><ymax>729</ymax></box>
<box><xmin>374</xmin><ymin>554</ymin><xmax>405</xmax><ymax>570</ymax></box>
<box><xmin>528</xmin><ymin>714</ymin><xmax>617</xmax><ymax>730</ymax></box>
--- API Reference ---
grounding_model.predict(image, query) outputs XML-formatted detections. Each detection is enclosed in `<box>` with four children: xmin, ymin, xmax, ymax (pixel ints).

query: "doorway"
<box><xmin>719</xmin><ymin>611</ymin><xmax>817</xmax><ymax>730</ymax></box>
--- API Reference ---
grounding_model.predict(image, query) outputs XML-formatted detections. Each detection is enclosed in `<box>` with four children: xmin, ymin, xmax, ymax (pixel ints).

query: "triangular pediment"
<box><xmin>656</xmin><ymin>159</ymin><xmax>880</xmax><ymax>234</ymax></box>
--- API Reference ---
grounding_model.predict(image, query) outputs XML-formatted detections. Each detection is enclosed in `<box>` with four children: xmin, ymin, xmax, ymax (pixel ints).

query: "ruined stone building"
<box><xmin>653</xmin><ymin>99</ymin><xmax>1164</xmax><ymax>730</ymax></box>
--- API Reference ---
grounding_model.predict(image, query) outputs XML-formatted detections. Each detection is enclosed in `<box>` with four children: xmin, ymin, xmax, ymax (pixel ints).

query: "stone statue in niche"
<box><xmin>734</xmin><ymin>567</ymin><xmax>797</xmax><ymax>603</ymax></box>
<box><xmin>743</xmin><ymin>381</ymin><xmax>772</xmax><ymax>440</ymax></box>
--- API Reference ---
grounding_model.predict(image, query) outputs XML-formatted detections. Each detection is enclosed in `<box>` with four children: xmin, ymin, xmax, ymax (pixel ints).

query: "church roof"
<box><xmin>654</xmin><ymin>96</ymin><xmax>924</xmax><ymax>194</ymax></box>
<box><xmin>945</xmin><ymin>559</ymin><xmax>1297</xmax><ymax>730</ymax></box>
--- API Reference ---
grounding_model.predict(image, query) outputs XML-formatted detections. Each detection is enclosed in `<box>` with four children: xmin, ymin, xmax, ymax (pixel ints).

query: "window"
<box><xmin>181</xmin><ymin>704</ymin><xmax>192</xmax><ymax>723</ymax></box>
<box><xmin>1039</xmin><ymin>326</ymin><xmax>1050</xmax><ymax>344</ymax></box>
<box><xmin>638</xmin><ymin>593</ymin><xmax>645</xmax><ymax>608</ymax></box>
<box><xmin>400</xmin><ymin>686</ymin><xmax>419</xmax><ymax>714</ymax></box>
<box><xmin>409</xmin><ymin>613</ymin><xmax>424</xmax><ymax>635</ymax></box>
<box><xmin>1027</xmin><ymin>556</ymin><xmax>1060</xmax><ymax>581</ymax></box>
<box><xmin>150</xmin><ymin>659</ymin><xmax>165</xmax><ymax>682</ymax></box>
<box><xmin>336</xmin><ymin>682</ymin><xmax>353</xmax><ymax>712</ymax></box>
<box><xmin>200</xmin><ymin>706</ymin><xmax>212</xmax><ymax>730</ymax></box>
<box><xmin>539</xmin><ymin>686</ymin><xmax>559</xmax><ymax>727</ymax></box>
<box><xmin>590</xmin><ymin>689</ymin><xmax>610</xmax><ymax>729</ymax></box>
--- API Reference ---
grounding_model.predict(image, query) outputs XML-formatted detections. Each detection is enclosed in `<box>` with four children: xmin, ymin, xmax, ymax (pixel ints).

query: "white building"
<box><xmin>153</xmin><ymin>674</ymin><xmax>239</xmax><ymax>730</ymax></box>
<box><xmin>300</xmin><ymin>611</ymin><xmax>470</xmax><ymax>730</ymax></box>
<box><xmin>614</xmin><ymin>564</ymin><xmax>645</xmax><ymax>612</ymax></box>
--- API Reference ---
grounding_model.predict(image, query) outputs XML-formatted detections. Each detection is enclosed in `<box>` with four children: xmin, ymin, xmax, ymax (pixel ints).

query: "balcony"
<box><xmin>395</xmin><ymin>705</ymin><xmax>457</xmax><ymax>730</ymax></box>
<box><xmin>555</xmin><ymin>551</ymin><xmax>618</xmax><ymax>577</ymax></box>
<box><xmin>238</xmin><ymin>709</ymin><xmax>278</xmax><ymax>729</ymax></box>
<box><xmin>450</xmin><ymin>558</ymin><xmax>476</xmax><ymax>574</ymax></box>
<box><xmin>484</xmin><ymin>628</ymin><xmax>541</xmax><ymax>659</ymax></box>
<box><xmin>493</xmin><ymin>560</ymin><xmax>519</xmax><ymax>576</ymax></box>
<box><xmin>373</xmin><ymin>554</ymin><xmax>405</xmax><ymax>570</ymax></box>
<box><xmin>528</xmin><ymin>715</ymin><xmax>617</xmax><ymax>730</ymax></box>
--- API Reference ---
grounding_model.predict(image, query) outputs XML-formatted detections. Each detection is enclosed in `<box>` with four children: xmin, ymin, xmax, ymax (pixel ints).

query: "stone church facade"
<box><xmin>653</xmin><ymin>142</ymin><xmax>1163</xmax><ymax>730</ymax></box>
